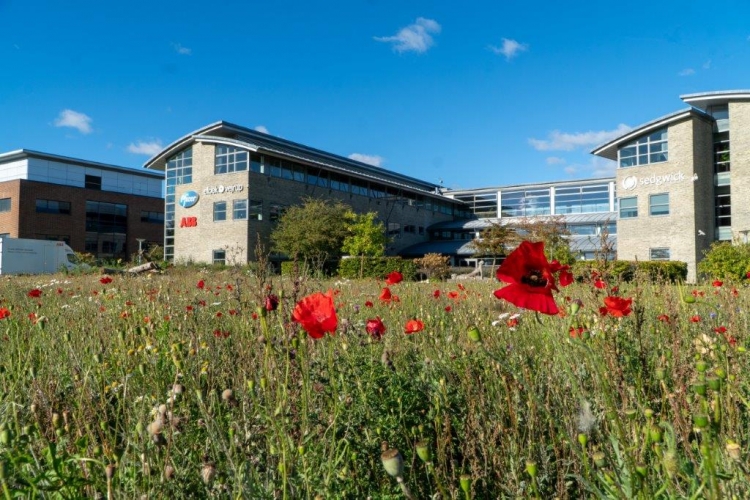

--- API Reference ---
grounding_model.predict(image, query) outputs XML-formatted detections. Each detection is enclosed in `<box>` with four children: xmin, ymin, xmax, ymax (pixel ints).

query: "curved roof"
<box><xmin>681</xmin><ymin>90</ymin><xmax>750</xmax><ymax>110</ymax></box>
<box><xmin>591</xmin><ymin>107</ymin><xmax>712</xmax><ymax>160</ymax></box>
<box><xmin>142</xmin><ymin>121</ymin><xmax>450</xmax><ymax>197</ymax></box>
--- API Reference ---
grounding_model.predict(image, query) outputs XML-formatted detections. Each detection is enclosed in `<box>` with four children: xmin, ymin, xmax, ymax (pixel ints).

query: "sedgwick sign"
<box><xmin>621</xmin><ymin>171</ymin><xmax>695</xmax><ymax>191</ymax></box>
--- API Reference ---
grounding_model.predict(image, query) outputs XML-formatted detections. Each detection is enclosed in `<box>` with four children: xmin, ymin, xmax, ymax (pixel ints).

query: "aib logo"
<box><xmin>180</xmin><ymin>217</ymin><xmax>198</xmax><ymax>228</ymax></box>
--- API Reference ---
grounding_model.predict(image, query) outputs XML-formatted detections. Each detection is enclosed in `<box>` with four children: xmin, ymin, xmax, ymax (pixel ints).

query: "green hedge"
<box><xmin>337</xmin><ymin>256</ymin><xmax>418</xmax><ymax>280</ymax></box>
<box><xmin>571</xmin><ymin>260</ymin><xmax>688</xmax><ymax>283</ymax></box>
<box><xmin>280</xmin><ymin>259</ymin><xmax>340</xmax><ymax>277</ymax></box>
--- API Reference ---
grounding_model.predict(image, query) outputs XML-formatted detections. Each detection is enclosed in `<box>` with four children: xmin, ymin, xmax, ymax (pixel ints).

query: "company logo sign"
<box><xmin>621</xmin><ymin>171</ymin><xmax>691</xmax><ymax>190</ymax></box>
<box><xmin>203</xmin><ymin>184</ymin><xmax>244</xmax><ymax>195</ymax></box>
<box><xmin>180</xmin><ymin>217</ymin><xmax>198</xmax><ymax>228</ymax></box>
<box><xmin>179</xmin><ymin>191</ymin><xmax>200</xmax><ymax>208</ymax></box>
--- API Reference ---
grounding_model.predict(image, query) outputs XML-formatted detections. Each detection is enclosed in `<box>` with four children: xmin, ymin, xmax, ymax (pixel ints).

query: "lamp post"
<box><xmin>136</xmin><ymin>239</ymin><xmax>146</xmax><ymax>264</ymax></box>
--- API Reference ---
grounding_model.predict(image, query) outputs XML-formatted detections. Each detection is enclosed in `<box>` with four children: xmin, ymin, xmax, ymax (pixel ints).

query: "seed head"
<box><xmin>381</xmin><ymin>448</ymin><xmax>404</xmax><ymax>478</ymax></box>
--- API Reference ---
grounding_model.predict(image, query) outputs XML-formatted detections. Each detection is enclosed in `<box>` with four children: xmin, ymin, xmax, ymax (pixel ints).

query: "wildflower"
<box><xmin>100</xmin><ymin>276</ymin><xmax>113</xmax><ymax>285</ymax></box>
<box><xmin>445</xmin><ymin>306</ymin><xmax>452</xmax><ymax>312</ymax></box>
<box><xmin>197</xmin><ymin>280</ymin><xmax>205</xmax><ymax>290</ymax></box>
<box><xmin>366</xmin><ymin>317</ymin><xmax>386</xmax><ymax>340</ymax></box>
<box><xmin>385</xmin><ymin>271</ymin><xmax>403</xmax><ymax>285</ymax></box>
<box><xmin>264</xmin><ymin>294</ymin><xmax>279</xmax><ymax>311</ymax></box>
<box><xmin>493</xmin><ymin>241</ymin><xmax>572</xmax><ymax>315</ymax></box>
<box><xmin>251</xmin><ymin>312</ymin><xmax>258</xmax><ymax>320</ymax></box>
<box><xmin>215</xmin><ymin>312</ymin><xmax>223</xmax><ymax>318</ymax></box>
<box><xmin>433</xmin><ymin>289</ymin><xmax>441</xmax><ymax>298</ymax></box>
<box><xmin>27</xmin><ymin>289</ymin><xmax>42</xmax><ymax>298</ymax></box>
<box><xmin>712</xmin><ymin>280</ymin><xmax>723</xmax><ymax>287</ymax></box>
<box><xmin>657</xmin><ymin>314</ymin><xmax>670</xmax><ymax>323</ymax></box>
<box><xmin>0</xmin><ymin>308</ymin><xmax>9</xmax><ymax>319</ymax></box>
<box><xmin>213</xmin><ymin>329</ymin><xmax>230</xmax><ymax>338</ymax></box>
<box><xmin>569</xmin><ymin>326</ymin><xmax>585</xmax><ymax>339</ymax></box>
<box><xmin>292</xmin><ymin>291</ymin><xmax>338</xmax><ymax>339</ymax></box>
<box><xmin>364</xmin><ymin>300</ymin><xmax>374</xmax><ymax>308</ymax></box>
<box><xmin>447</xmin><ymin>291</ymin><xmax>459</xmax><ymax>300</ymax></box>
<box><xmin>602</xmin><ymin>296</ymin><xmax>633</xmax><ymax>317</ymax></box>
<box><xmin>691</xmin><ymin>315</ymin><xmax>701</xmax><ymax>323</ymax></box>
<box><xmin>404</xmin><ymin>319</ymin><xmax>425</xmax><ymax>334</ymax></box>
<box><xmin>507</xmin><ymin>318</ymin><xmax>519</xmax><ymax>328</ymax></box>
<box><xmin>714</xmin><ymin>326</ymin><xmax>727</xmax><ymax>334</ymax></box>
<box><xmin>379</xmin><ymin>287</ymin><xmax>393</xmax><ymax>303</ymax></box>
<box><xmin>228</xmin><ymin>309</ymin><xmax>237</xmax><ymax>316</ymax></box>
<box><xmin>457</xmin><ymin>283</ymin><xmax>465</xmax><ymax>291</ymax></box>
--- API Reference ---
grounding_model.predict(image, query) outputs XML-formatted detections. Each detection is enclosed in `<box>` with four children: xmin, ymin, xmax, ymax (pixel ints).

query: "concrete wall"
<box><xmin>728</xmin><ymin>101</ymin><xmax>750</xmax><ymax>237</ymax></box>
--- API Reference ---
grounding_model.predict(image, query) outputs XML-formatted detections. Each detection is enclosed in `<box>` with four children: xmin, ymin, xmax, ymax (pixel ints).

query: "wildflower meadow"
<box><xmin>1</xmin><ymin>247</ymin><xmax>750</xmax><ymax>498</ymax></box>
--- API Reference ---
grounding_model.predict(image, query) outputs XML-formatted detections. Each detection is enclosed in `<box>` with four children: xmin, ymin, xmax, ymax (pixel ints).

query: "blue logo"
<box><xmin>179</xmin><ymin>191</ymin><xmax>200</xmax><ymax>208</ymax></box>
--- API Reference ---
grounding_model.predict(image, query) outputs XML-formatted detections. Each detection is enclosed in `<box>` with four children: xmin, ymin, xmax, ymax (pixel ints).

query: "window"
<box><xmin>85</xmin><ymin>201</ymin><xmax>127</xmax><ymax>258</ymax></box>
<box><xmin>619</xmin><ymin>128</ymin><xmax>668</xmax><ymax>167</ymax></box>
<box><xmin>140</xmin><ymin>211</ymin><xmax>164</xmax><ymax>224</ymax></box>
<box><xmin>650</xmin><ymin>248</ymin><xmax>670</xmax><ymax>261</ymax></box>
<box><xmin>213</xmin><ymin>201</ymin><xmax>227</xmax><ymax>222</ymax></box>
<box><xmin>215</xmin><ymin>145</ymin><xmax>248</xmax><ymax>174</ymax></box>
<box><xmin>501</xmin><ymin>189</ymin><xmax>551</xmax><ymax>217</ymax></box>
<box><xmin>250</xmin><ymin>154</ymin><xmax>262</xmax><ymax>174</ymax></box>
<box><xmin>36</xmin><ymin>199</ymin><xmax>72</xmax><ymax>214</ymax></box>
<box><xmin>404</xmin><ymin>225</ymin><xmax>416</xmax><ymax>234</ymax></box>
<box><xmin>85</xmin><ymin>175</ymin><xmax>102</xmax><ymax>190</ymax></box>
<box><xmin>249</xmin><ymin>200</ymin><xmax>263</xmax><ymax>220</ymax></box>
<box><xmin>649</xmin><ymin>193</ymin><xmax>669</xmax><ymax>216</ymax></box>
<box><xmin>387</xmin><ymin>223</ymin><xmax>401</xmax><ymax>238</ymax></box>
<box><xmin>619</xmin><ymin>197</ymin><xmax>637</xmax><ymax>218</ymax></box>
<box><xmin>270</xmin><ymin>204</ymin><xmax>287</xmax><ymax>222</ymax></box>
<box><xmin>213</xmin><ymin>249</ymin><xmax>226</xmax><ymax>265</ymax></box>
<box><xmin>452</xmin><ymin>192</ymin><xmax>498</xmax><ymax>218</ymax></box>
<box><xmin>233</xmin><ymin>199</ymin><xmax>247</xmax><ymax>220</ymax></box>
<box><xmin>0</xmin><ymin>198</ymin><xmax>11</xmax><ymax>212</ymax></box>
<box><xmin>554</xmin><ymin>184</ymin><xmax>610</xmax><ymax>214</ymax></box>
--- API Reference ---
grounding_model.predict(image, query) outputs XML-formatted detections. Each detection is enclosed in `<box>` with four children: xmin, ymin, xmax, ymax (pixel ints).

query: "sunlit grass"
<box><xmin>0</xmin><ymin>267</ymin><xmax>749</xmax><ymax>498</ymax></box>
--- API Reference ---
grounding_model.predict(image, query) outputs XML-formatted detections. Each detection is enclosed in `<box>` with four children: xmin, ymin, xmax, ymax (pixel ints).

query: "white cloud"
<box><xmin>702</xmin><ymin>59</ymin><xmax>712</xmax><ymax>70</ymax></box>
<box><xmin>489</xmin><ymin>38</ymin><xmax>528</xmax><ymax>60</ymax></box>
<box><xmin>254</xmin><ymin>125</ymin><xmax>269</xmax><ymax>134</ymax></box>
<box><xmin>374</xmin><ymin>17</ymin><xmax>441</xmax><ymax>54</ymax></box>
<box><xmin>560</xmin><ymin>157</ymin><xmax>617</xmax><ymax>178</ymax></box>
<box><xmin>54</xmin><ymin>109</ymin><xmax>93</xmax><ymax>134</ymax></box>
<box><xmin>349</xmin><ymin>153</ymin><xmax>384</xmax><ymax>167</ymax></box>
<box><xmin>546</xmin><ymin>156</ymin><xmax>566</xmax><ymax>165</ymax></box>
<box><xmin>127</xmin><ymin>140</ymin><xmax>163</xmax><ymax>155</ymax></box>
<box><xmin>172</xmin><ymin>42</ymin><xmax>191</xmax><ymax>55</ymax></box>
<box><xmin>678</xmin><ymin>68</ymin><xmax>695</xmax><ymax>76</ymax></box>
<box><xmin>528</xmin><ymin>124</ymin><xmax>632</xmax><ymax>151</ymax></box>
<box><xmin>564</xmin><ymin>166</ymin><xmax>578</xmax><ymax>175</ymax></box>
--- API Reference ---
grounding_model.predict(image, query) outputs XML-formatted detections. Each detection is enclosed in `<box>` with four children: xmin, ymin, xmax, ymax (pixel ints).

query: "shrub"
<box><xmin>571</xmin><ymin>260</ymin><xmax>687</xmax><ymax>283</ymax></box>
<box><xmin>337</xmin><ymin>256</ymin><xmax>418</xmax><ymax>280</ymax></box>
<box><xmin>698</xmin><ymin>241</ymin><xmax>750</xmax><ymax>281</ymax></box>
<box><xmin>281</xmin><ymin>259</ymin><xmax>340</xmax><ymax>277</ymax></box>
<box><xmin>414</xmin><ymin>253</ymin><xmax>451</xmax><ymax>281</ymax></box>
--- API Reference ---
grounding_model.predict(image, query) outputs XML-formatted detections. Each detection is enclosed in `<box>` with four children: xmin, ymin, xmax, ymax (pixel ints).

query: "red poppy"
<box><xmin>507</xmin><ymin>318</ymin><xmax>519</xmax><ymax>328</ymax></box>
<box><xmin>433</xmin><ymin>290</ymin><xmax>441</xmax><ymax>298</ymax></box>
<box><xmin>602</xmin><ymin>296</ymin><xmax>632</xmax><ymax>317</ymax></box>
<box><xmin>714</xmin><ymin>326</ymin><xmax>727</xmax><ymax>334</ymax></box>
<box><xmin>251</xmin><ymin>312</ymin><xmax>259</xmax><ymax>320</ymax></box>
<box><xmin>366</xmin><ymin>317</ymin><xmax>386</xmax><ymax>340</ymax></box>
<box><xmin>594</xmin><ymin>279</ymin><xmax>606</xmax><ymax>289</ymax></box>
<box><xmin>569</xmin><ymin>326</ymin><xmax>585</xmax><ymax>339</ymax></box>
<box><xmin>27</xmin><ymin>289</ymin><xmax>42</xmax><ymax>298</ymax></box>
<box><xmin>228</xmin><ymin>309</ymin><xmax>237</xmax><ymax>316</ymax></box>
<box><xmin>100</xmin><ymin>276</ymin><xmax>113</xmax><ymax>285</ymax></box>
<box><xmin>385</xmin><ymin>271</ymin><xmax>403</xmax><ymax>285</ymax></box>
<box><xmin>690</xmin><ymin>315</ymin><xmax>701</xmax><ymax>323</ymax></box>
<box><xmin>444</xmin><ymin>306</ymin><xmax>452</xmax><ymax>312</ymax></box>
<box><xmin>197</xmin><ymin>280</ymin><xmax>205</xmax><ymax>289</ymax></box>
<box><xmin>657</xmin><ymin>314</ymin><xmax>670</xmax><ymax>323</ymax></box>
<box><xmin>216</xmin><ymin>312</ymin><xmax>223</xmax><ymax>318</ymax></box>
<box><xmin>493</xmin><ymin>241</ymin><xmax>570</xmax><ymax>315</ymax></box>
<box><xmin>0</xmin><ymin>308</ymin><xmax>9</xmax><ymax>320</ymax></box>
<box><xmin>265</xmin><ymin>294</ymin><xmax>279</xmax><ymax>311</ymax></box>
<box><xmin>292</xmin><ymin>291</ymin><xmax>338</xmax><ymax>339</ymax></box>
<box><xmin>213</xmin><ymin>329</ymin><xmax>230</xmax><ymax>338</ymax></box>
<box><xmin>404</xmin><ymin>319</ymin><xmax>424</xmax><ymax>334</ymax></box>
<box><xmin>712</xmin><ymin>280</ymin><xmax>723</xmax><ymax>287</ymax></box>
<box><xmin>379</xmin><ymin>287</ymin><xmax>393</xmax><ymax>303</ymax></box>
<box><xmin>457</xmin><ymin>283</ymin><xmax>466</xmax><ymax>291</ymax></box>
<box><xmin>364</xmin><ymin>300</ymin><xmax>374</xmax><ymax>308</ymax></box>
<box><xmin>447</xmin><ymin>291</ymin><xmax>459</xmax><ymax>300</ymax></box>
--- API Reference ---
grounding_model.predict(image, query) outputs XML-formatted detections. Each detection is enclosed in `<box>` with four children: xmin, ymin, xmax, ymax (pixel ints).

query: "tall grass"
<box><xmin>0</xmin><ymin>268</ymin><xmax>749</xmax><ymax>498</ymax></box>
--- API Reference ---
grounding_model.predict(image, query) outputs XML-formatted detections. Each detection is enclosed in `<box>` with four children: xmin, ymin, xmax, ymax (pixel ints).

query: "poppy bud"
<box><xmin>649</xmin><ymin>425</ymin><xmax>662</xmax><ymax>443</ymax></box>
<box><xmin>693</xmin><ymin>413</ymin><xmax>709</xmax><ymax>429</ymax></box>
<box><xmin>693</xmin><ymin>383</ymin><xmax>707</xmax><ymax>396</ymax></box>
<box><xmin>643</xmin><ymin>408</ymin><xmax>654</xmax><ymax>419</ymax></box>
<box><xmin>570</xmin><ymin>299</ymin><xmax>583</xmax><ymax>316</ymax></box>
<box><xmin>696</xmin><ymin>360</ymin><xmax>708</xmax><ymax>373</ymax></box>
<box><xmin>525</xmin><ymin>460</ymin><xmax>537</xmax><ymax>478</ymax></box>
<box><xmin>200</xmin><ymin>463</ymin><xmax>216</xmax><ymax>484</ymax></box>
<box><xmin>592</xmin><ymin>451</ymin><xmax>606</xmax><ymax>468</ymax></box>
<box><xmin>577</xmin><ymin>433</ymin><xmax>587</xmax><ymax>447</ymax></box>
<box><xmin>467</xmin><ymin>325</ymin><xmax>482</xmax><ymax>343</ymax></box>
<box><xmin>264</xmin><ymin>295</ymin><xmax>279</xmax><ymax>311</ymax></box>
<box><xmin>381</xmin><ymin>449</ymin><xmax>404</xmax><ymax>478</ymax></box>
<box><xmin>707</xmin><ymin>376</ymin><xmax>720</xmax><ymax>391</ymax></box>
<box><xmin>415</xmin><ymin>440</ymin><xmax>432</xmax><ymax>463</ymax></box>
<box><xmin>460</xmin><ymin>474</ymin><xmax>471</xmax><ymax>493</ymax></box>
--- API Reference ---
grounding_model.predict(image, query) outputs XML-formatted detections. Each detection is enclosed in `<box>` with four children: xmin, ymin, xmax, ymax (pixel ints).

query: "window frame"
<box><xmin>649</xmin><ymin>193</ymin><xmax>670</xmax><ymax>216</ymax></box>
<box><xmin>619</xmin><ymin>196</ymin><xmax>638</xmax><ymax>219</ymax></box>
<box><xmin>650</xmin><ymin>248</ymin><xmax>670</xmax><ymax>261</ymax></box>
<box><xmin>214</xmin><ymin>145</ymin><xmax>248</xmax><ymax>175</ymax></box>
<box><xmin>0</xmin><ymin>198</ymin><xmax>12</xmax><ymax>212</ymax></box>
<box><xmin>213</xmin><ymin>201</ymin><xmax>227</xmax><ymax>222</ymax></box>
<box><xmin>212</xmin><ymin>249</ymin><xmax>226</xmax><ymax>265</ymax></box>
<box><xmin>232</xmin><ymin>199</ymin><xmax>248</xmax><ymax>220</ymax></box>
<box><xmin>618</xmin><ymin>128</ymin><xmax>668</xmax><ymax>168</ymax></box>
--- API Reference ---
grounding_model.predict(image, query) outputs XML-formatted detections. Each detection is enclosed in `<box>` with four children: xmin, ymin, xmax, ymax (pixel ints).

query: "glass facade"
<box><xmin>164</xmin><ymin>148</ymin><xmax>193</xmax><ymax>261</ymax></box>
<box><xmin>452</xmin><ymin>191</ymin><xmax>498</xmax><ymax>218</ymax></box>
<box><xmin>554</xmin><ymin>184</ymin><xmax>610</xmax><ymax>214</ymax></box>
<box><xmin>501</xmin><ymin>189</ymin><xmax>551</xmax><ymax>217</ymax></box>
<box><xmin>36</xmin><ymin>199</ymin><xmax>71</xmax><ymax>215</ymax></box>
<box><xmin>215</xmin><ymin>145</ymin><xmax>248</xmax><ymax>174</ymax></box>
<box><xmin>85</xmin><ymin>201</ymin><xmax>127</xmax><ymax>258</ymax></box>
<box><xmin>618</xmin><ymin>128</ymin><xmax>668</xmax><ymax>167</ymax></box>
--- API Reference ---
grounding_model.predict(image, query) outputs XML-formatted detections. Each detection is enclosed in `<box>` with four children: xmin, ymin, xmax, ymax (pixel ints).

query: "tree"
<box><xmin>271</xmin><ymin>198</ymin><xmax>353</xmax><ymax>270</ymax></box>
<box><xmin>470</xmin><ymin>222</ymin><xmax>514</xmax><ymax>259</ymax></box>
<box><xmin>341</xmin><ymin>212</ymin><xmax>388</xmax><ymax>278</ymax></box>
<box><xmin>509</xmin><ymin>216</ymin><xmax>574</xmax><ymax>265</ymax></box>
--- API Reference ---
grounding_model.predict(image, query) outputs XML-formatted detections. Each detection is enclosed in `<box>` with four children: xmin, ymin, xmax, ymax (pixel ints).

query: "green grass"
<box><xmin>1</xmin><ymin>267</ymin><xmax>749</xmax><ymax>498</ymax></box>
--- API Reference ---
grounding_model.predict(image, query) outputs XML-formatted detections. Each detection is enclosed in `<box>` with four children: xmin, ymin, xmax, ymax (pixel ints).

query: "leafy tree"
<box><xmin>470</xmin><ymin>222</ymin><xmax>514</xmax><ymax>259</ymax></box>
<box><xmin>509</xmin><ymin>216</ymin><xmax>574</xmax><ymax>265</ymax></box>
<box><xmin>271</xmin><ymin>198</ymin><xmax>353</xmax><ymax>270</ymax></box>
<box><xmin>341</xmin><ymin>212</ymin><xmax>388</xmax><ymax>278</ymax></box>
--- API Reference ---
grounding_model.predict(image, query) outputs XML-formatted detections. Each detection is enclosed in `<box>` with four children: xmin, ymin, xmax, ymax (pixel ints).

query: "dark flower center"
<box><xmin>521</xmin><ymin>270</ymin><xmax>548</xmax><ymax>288</ymax></box>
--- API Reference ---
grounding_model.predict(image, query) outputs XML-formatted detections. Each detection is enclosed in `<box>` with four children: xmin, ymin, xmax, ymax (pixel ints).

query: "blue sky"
<box><xmin>3</xmin><ymin>0</ymin><xmax>750</xmax><ymax>190</ymax></box>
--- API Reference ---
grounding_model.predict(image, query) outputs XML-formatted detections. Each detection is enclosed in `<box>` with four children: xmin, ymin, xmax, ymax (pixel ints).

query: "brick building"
<box><xmin>0</xmin><ymin>150</ymin><xmax>164</xmax><ymax>260</ymax></box>
<box><xmin>143</xmin><ymin>121</ymin><xmax>471</xmax><ymax>264</ymax></box>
